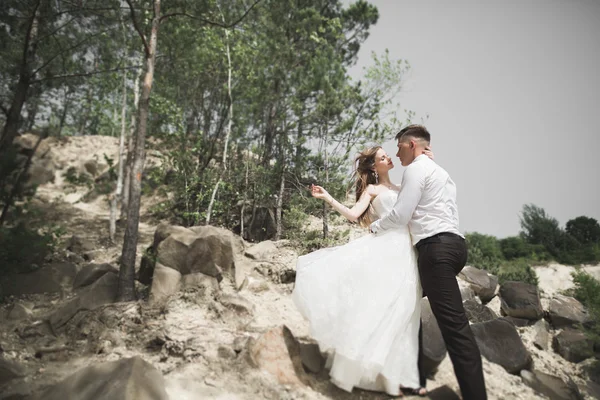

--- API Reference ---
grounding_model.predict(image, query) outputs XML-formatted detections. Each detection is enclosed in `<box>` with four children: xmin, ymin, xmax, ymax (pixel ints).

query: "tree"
<box><xmin>519</xmin><ymin>204</ymin><xmax>563</xmax><ymax>250</ymax></box>
<box><xmin>566</xmin><ymin>216</ymin><xmax>600</xmax><ymax>245</ymax></box>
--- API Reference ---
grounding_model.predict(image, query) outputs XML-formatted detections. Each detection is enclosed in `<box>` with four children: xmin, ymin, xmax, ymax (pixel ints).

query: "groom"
<box><xmin>370</xmin><ymin>125</ymin><xmax>487</xmax><ymax>400</ymax></box>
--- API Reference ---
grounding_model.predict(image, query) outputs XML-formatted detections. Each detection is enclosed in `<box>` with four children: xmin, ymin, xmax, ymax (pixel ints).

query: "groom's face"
<box><xmin>396</xmin><ymin>138</ymin><xmax>415</xmax><ymax>166</ymax></box>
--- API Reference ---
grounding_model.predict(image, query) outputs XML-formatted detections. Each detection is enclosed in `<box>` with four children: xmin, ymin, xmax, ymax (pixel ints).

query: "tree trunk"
<box><xmin>0</xmin><ymin>133</ymin><xmax>45</xmax><ymax>225</ymax></box>
<box><xmin>0</xmin><ymin>0</ymin><xmax>41</xmax><ymax>154</ymax></box>
<box><xmin>77</xmin><ymin>85</ymin><xmax>93</xmax><ymax>136</ymax></box>
<box><xmin>121</xmin><ymin>66</ymin><xmax>142</xmax><ymax>219</ymax></box>
<box><xmin>322</xmin><ymin>124</ymin><xmax>329</xmax><ymax>240</ymax></box>
<box><xmin>25</xmin><ymin>90</ymin><xmax>40</xmax><ymax>131</ymax></box>
<box><xmin>109</xmin><ymin>69</ymin><xmax>128</xmax><ymax>243</ymax></box>
<box><xmin>118</xmin><ymin>0</ymin><xmax>161</xmax><ymax>302</ymax></box>
<box><xmin>240</xmin><ymin>151</ymin><xmax>249</xmax><ymax>239</ymax></box>
<box><xmin>206</xmin><ymin>24</ymin><xmax>233</xmax><ymax>226</ymax></box>
<box><xmin>275</xmin><ymin>165</ymin><xmax>285</xmax><ymax>241</ymax></box>
<box><xmin>57</xmin><ymin>88</ymin><xmax>71</xmax><ymax>137</ymax></box>
<box><xmin>262</xmin><ymin>81</ymin><xmax>279</xmax><ymax>166</ymax></box>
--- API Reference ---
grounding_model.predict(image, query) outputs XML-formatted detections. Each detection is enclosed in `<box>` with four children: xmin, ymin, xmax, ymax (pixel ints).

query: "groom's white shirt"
<box><xmin>370</xmin><ymin>154</ymin><xmax>464</xmax><ymax>245</ymax></box>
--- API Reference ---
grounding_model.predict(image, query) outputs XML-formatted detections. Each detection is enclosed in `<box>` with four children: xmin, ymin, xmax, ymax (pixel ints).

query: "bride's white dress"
<box><xmin>292</xmin><ymin>189</ymin><xmax>422</xmax><ymax>395</ymax></box>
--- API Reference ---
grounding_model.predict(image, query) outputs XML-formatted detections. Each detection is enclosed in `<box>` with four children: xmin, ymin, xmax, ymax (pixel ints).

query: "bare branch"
<box><xmin>30</xmin><ymin>27</ymin><xmax>118</xmax><ymax>78</ymax></box>
<box><xmin>160</xmin><ymin>0</ymin><xmax>262</xmax><ymax>28</ymax></box>
<box><xmin>125</xmin><ymin>0</ymin><xmax>150</xmax><ymax>57</ymax></box>
<box><xmin>32</xmin><ymin>65</ymin><xmax>142</xmax><ymax>83</ymax></box>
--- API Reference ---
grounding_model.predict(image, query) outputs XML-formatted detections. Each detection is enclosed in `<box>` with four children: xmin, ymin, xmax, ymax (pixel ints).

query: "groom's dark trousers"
<box><xmin>416</xmin><ymin>232</ymin><xmax>487</xmax><ymax>400</ymax></box>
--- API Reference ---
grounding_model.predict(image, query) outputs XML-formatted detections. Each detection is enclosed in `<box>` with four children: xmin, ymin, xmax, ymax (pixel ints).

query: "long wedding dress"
<box><xmin>292</xmin><ymin>189</ymin><xmax>422</xmax><ymax>396</ymax></box>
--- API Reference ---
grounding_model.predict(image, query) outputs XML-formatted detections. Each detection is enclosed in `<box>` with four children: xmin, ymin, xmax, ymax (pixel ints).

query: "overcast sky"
<box><xmin>346</xmin><ymin>0</ymin><xmax>600</xmax><ymax>238</ymax></box>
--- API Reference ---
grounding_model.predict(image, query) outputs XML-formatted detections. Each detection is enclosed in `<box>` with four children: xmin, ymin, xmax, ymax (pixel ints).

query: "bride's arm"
<box><xmin>311</xmin><ymin>184</ymin><xmax>374</xmax><ymax>223</ymax></box>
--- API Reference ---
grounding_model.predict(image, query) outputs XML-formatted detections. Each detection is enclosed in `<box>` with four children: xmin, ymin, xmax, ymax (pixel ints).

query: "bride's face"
<box><xmin>374</xmin><ymin>148</ymin><xmax>394</xmax><ymax>174</ymax></box>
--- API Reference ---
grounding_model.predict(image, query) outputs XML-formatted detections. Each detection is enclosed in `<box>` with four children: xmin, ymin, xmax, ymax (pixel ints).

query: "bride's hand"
<box><xmin>311</xmin><ymin>184</ymin><xmax>331</xmax><ymax>201</ymax></box>
<box><xmin>424</xmin><ymin>146</ymin><xmax>434</xmax><ymax>160</ymax></box>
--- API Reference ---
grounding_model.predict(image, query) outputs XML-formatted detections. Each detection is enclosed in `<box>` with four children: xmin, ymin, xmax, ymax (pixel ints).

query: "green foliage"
<box><xmin>499</xmin><ymin>235</ymin><xmax>551</xmax><ymax>262</ymax></box>
<box><xmin>570</xmin><ymin>271</ymin><xmax>600</xmax><ymax>346</ymax></box>
<box><xmin>0</xmin><ymin>223</ymin><xmax>63</xmax><ymax>276</ymax></box>
<box><xmin>494</xmin><ymin>258</ymin><xmax>539</xmax><ymax>286</ymax></box>
<box><xmin>63</xmin><ymin>166</ymin><xmax>92</xmax><ymax>187</ymax></box>
<box><xmin>465</xmin><ymin>232</ymin><xmax>504</xmax><ymax>271</ymax></box>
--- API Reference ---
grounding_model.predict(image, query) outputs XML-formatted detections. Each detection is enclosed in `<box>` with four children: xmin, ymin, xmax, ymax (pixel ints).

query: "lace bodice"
<box><xmin>371</xmin><ymin>189</ymin><xmax>399</xmax><ymax>219</ymax></box>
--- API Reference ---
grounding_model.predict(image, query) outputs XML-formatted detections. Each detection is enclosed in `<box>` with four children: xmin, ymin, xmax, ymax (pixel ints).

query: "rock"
<box><xmin>521</xmin><ymin>369</ymin><xmax>582</xmax><ymax>400</ymax></box>
<box><xmin>217</xmin><ymin>345</ymin><xmax>237</xmax><ymax>359</ymax></box>
<box><xmin>457</xmin><ymin>279</ymin><xmax>476</xmax><ymax>302</ymax></box>
<box><xmin>181</xmin><ymin>273</ymin><xmax>219</xmax><ymax>292</ymax></box>
<box><xmin>247</xmin><ymin>325</ymin><xmax>308</xmax><ymax>386</ymax></box>
<box><xmin>73</xmin><ymin>263</ymin><xmax>117</xmax><ymax>289</ymax></box>
<box><xmin>299</xmin><ymin>342</ymin><xmax>325</xmax><ymax>374</ymax></box>
<box><xmin>279</xmin><ymin>269</ymin><xmax>296</xmax><ymax>284</ymax></box>
<box><xmin>219</xmin><ymin>294</ymin><xmax>254</xmax><ymax>315</ymax></box>
<box><xmin>48</xmin><ymin>262</ymin><xmax>78</xmax><ymax>286</ymax></box>
<box><xmin>0</xmin><ymin>268</ymin><xmax>62</xmax><ymax>296</ymax></box>
<box><xmin>7</xmin><ymin>303</ymin><xmax>33</xmax><ymax>320</ymax></box>
<box><xmin>245</xmin><ymin>275</ymin><xmax>270</xmax><ymax>293</ymax></box>
<box><xmin>31</xmin><ymin>356</ymin><xmax>168</xmax><ymax>400</ymax></box>
<box><xmin>82</xmin><ymin>158</ymin><xmax>102</xmax><ymax>176</ymax></box>
<box><xmin>245</xmin><ymin>240</ymin><xmax>278</xmax><ymax>261</ymax></box>
<box><xmin>234</xmin><ymin>257</ymin><xmax>253</xmax><ymax>290</ymax></box>
<box><xmin>13</xmin><ymin>133</ymin><xmax>51</xmax><ymax>158</ymax></box>
<box><xmin>427</xmin><ymin>385</ymin><xmax>461</xmax><ymax>400</ymax></box>
<box><xmin>66</xmin><ymin>235</ymin><xmax>96</xmax><ymax>255</ymax></box>
<box><xmin>155</xmin><ymin>232</ymin><xmax>196</xmax><ymax>273</ymax></box>
<box><xmin>463</xmin><ymin>299</ymin><xmax>497</xmax><ymax>323</ymax></box>
<box><xmin>501</xmin><ymin>316</ymin><xmax>536</xmax><ymax>327</ymax></box>
<box><xmin>185</xmin><ymin>237</ymin><xmax>224</xmax><ymax>281</ymax></box>
<box><xmin>420</xmin><ymin>298</ymin><xmax>447</xmax><ymax>377</ymax></box>
<box><xmin>137</xmin><ymin>246</ymin><xmax>156</xmax><ymax>285</ymax></box>
<box><xmin>149</xmin><ymin>264</ymin><xmax>182</xmax><ymax>304</ymax></box>
<box><xmin>0</xmin><ymin>357</ymin><xmax>26</xmax><ymax>385</ymax></box>
<box><xmin>499</xmin><ymin>281</ymin><xmax>543</xmax><ymax>320</ymax></box>
<box><xmin>49</xmin><ymin>272</ymin><xmax>119</xmax><ymax>330</ymax></box>
<box><xmin>552</xmin><ymin>328</ymin><xmax>594</xmax><ymax>363</ymax></box>
<box><xmin>588</xmin><ymin>381</ymin><xmax>600</xmax><ymax>400</ymax></box>
<box><xmin>459</xmin><ymin>266</ymin><xmax>498</xmax><ymax>303</ymax></box>
<box><xmin>533</xmin><ymin>319</ymin><xmax>550</xmax><ymax>350</ymax></box>
<box><xmin>548</xmin><ymin>294</ymin><xmax>590</xmax><ymax>328</ymax></box>
<box><xmin>152</xmin><ymin>223</ymin><xmax>194</xmax><ymax>251</ymax></box>
<box><xmin>471</xmin><ymin>318</ymin><xmax>532</xmax><ymax>374</ymax></box>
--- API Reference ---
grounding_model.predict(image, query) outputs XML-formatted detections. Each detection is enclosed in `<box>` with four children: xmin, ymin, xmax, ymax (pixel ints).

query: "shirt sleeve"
<box><xmin>370</xmin><ymin>163</ymin><xmax>426</xmax><ymax>233</ymax></box>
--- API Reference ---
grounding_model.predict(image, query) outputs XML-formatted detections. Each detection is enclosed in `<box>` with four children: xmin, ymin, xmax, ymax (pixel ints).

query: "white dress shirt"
<box><xmin>370</xmin><ymin>154</ymin><xmax>463</xmax><ymax>245</ymax></box>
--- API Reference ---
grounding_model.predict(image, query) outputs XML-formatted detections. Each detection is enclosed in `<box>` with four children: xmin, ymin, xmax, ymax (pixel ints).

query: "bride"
<box><xmin>292</xmin><ymin>145</ymin><xmax>432</xmax><ymax>397</ymax></box>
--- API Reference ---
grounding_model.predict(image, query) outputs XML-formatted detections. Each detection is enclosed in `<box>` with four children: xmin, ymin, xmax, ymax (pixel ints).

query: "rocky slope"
<box><xmin>0</xmin><ymin>134</ymin><xmax>599</xmax><ymax>400</ymax></box>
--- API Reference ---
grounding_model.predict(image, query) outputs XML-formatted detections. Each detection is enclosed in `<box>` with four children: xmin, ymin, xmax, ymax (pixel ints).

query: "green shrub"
<box><xmin>466</xmin><ymin>232</ymin><xmax>504</xmax><ymax>271</ymax></box>
<box><xmin>499</xmin><ymin>235</ymin><xmax>552</xmax><ymax>262</ymax></box>
<box><xmin>570</xmin><ymin>271</ymin><xmax>600</xmax><ymax>346</ymax></box>
<box><xmin>494</xmin><ymin>258</ymin><xmax>539</xmax><ymax>286</ymax></box>
<box><xmin>0</xmin><ymin>223</ymin><xmax>61</xmax><ymax>275</ymax></box>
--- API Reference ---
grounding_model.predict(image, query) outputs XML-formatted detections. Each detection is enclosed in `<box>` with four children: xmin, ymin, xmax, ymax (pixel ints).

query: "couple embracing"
<box><xmin>292</xmin><ymin>125</ymin><xmax>487</xmax><ymax>399</ymax></box>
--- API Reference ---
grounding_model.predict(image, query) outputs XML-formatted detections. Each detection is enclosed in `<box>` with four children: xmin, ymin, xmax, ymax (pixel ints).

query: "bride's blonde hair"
<box><xmin>350</xmin><ymin>146</ymin><xmax>381</xmax><ymax>227</ymax></box>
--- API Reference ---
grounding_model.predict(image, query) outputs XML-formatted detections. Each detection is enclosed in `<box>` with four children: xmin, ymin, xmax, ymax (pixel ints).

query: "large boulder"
<box><xmin>420</xmin><ymin>298</ymin><xmax>447</xmax><ymax>378</ymax></box>
<box><xmin>149</xmin><ymin>264</ymin><xmax>182</xmax><ymax>304</ymax></box>
<box><xmin>458</xmin><ymin>266</ymin><xmax>498</xmax><ymax>303</ymax></box>
<box><xmin>548</xmin><ymin>295</ymin><xmax>590</xmax><ymax>328</ymax></box>
<box><xmin>0</xmin><ymin>357</ymin><xmax>26</xmax><ymax>385</ymax></box>
<box><xmin>552</xmin><ymin>328</ymin><xmax>594</xmax><ymax>363</ymax></box>
<box><xmin>463</xmin><ymin>299</ymin><xmax>497</xmax><ymax>323</ymax></box>
<box><xmin>31</xmin><ymin>356</ymin><xmax>168</xmax><ymax>400</ymax></box>
<box><xmin>499</xmin><ymin>281</ymin><xmax>543</xmax><ymax>320</ymax></box>
<box><xmin>245</xmin><ymin>240</ymin><xmax>278</xmax><ymax>261</ymax></box>
<box><xmin>533</xmin><ymin>319</ymin><xmax>550</xmax><ymax>350</ymax></box>
<box><xmin>247</xmin><ymin>325</ymin><xmax>308</xmax><ymax>386</ymax></box>
<box><xmin>49</xmin><ymin>272</ymin><xmax>118</xmax><ymax>330</ymax></box>
<box><xmin>471</xmin><ymin>318</ymin><xmax>532</xmax><ymax>374</ymax></box>
<box><xmin>73</xmin><ymin>263</ymin><xmax>117</xmax><ymax>289</ymax></box>
<box><xmin>520</xmin><ymin>369</ymin><xmax>582</xmax><ymax>400</ymax></box>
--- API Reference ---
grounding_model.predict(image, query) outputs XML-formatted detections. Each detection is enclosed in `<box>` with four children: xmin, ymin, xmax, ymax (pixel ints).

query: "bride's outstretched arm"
<box><xmin>311</xmin><ymin>184</ymin><xmax>374</xmax><ymax>223</ymax></box>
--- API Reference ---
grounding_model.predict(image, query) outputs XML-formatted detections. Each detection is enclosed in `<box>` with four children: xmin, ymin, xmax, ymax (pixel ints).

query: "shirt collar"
<box><xmin>413</xmin><ymin>154</ymin><xmax>429</xmax><ymax>163</ymax></box>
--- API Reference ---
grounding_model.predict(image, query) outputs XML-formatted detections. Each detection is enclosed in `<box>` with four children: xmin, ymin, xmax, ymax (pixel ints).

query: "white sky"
<box><xmin>347</xmin><ymin>0</ymin><xmax>600</xmax><ymax>237</ymax></box>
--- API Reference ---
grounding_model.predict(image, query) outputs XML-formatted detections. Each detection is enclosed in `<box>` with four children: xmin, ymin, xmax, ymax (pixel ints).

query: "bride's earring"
<box><xmin>374</xmin><ymin>171</ymin><xmax>379</xmax><ymax>184</ymax></box>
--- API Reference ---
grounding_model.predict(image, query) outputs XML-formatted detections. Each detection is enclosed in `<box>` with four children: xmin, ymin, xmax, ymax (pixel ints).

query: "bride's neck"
<box><xmin>378</xmin><ymin>171</ymin><xmax>392</xmax><ymax>186</ymax></box>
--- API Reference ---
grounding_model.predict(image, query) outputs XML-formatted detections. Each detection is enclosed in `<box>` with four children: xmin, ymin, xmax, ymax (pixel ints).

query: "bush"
<box><xmin>570</xmin><ymin>271</ymin><xmax>600</xmax><ymax>346</ymax></box>
<box><xmin>499</xmin><ymin>235</ymin><xmax>551</xmax><ymax>262</ymax></box>
<box><xmin>494</xmin><ymin>258</ymin><xmax>539</xmax><ymax>286</ymax></box>
<box><xmin>0</xmin><ymin>223</ymin><xmax>60</xmax><ymax>275</ymax></box>
<box><xmin>465</xmin><ymin>232</ymin><xmax>504</xmax><ymax>271</ymax></box>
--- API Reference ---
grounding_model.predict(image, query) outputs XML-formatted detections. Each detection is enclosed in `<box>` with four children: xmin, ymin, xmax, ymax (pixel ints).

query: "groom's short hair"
<box><xmin>395</xmin><ymin>124</ymin><xmax>431</xmax><ymax>144</ymax></box>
